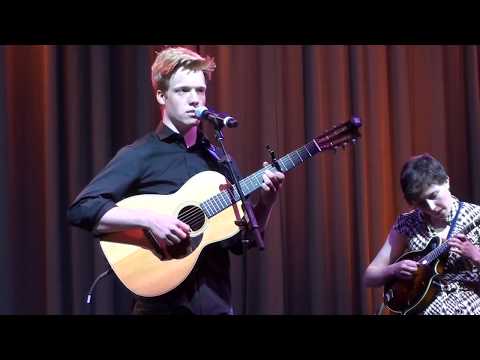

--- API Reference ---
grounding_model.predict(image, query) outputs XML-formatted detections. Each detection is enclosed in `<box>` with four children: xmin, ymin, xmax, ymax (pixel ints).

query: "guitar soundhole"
<box><xmin>178</xmin><ymin>205</ymin><xmax>205</xmax><ymax>231</ymax></box>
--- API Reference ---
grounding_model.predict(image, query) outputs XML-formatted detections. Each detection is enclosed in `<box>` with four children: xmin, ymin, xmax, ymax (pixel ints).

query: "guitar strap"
<box><xmin>446</xmin><ymin>201</ymin><xmax>463</xmax><ymax>239</ymax></box>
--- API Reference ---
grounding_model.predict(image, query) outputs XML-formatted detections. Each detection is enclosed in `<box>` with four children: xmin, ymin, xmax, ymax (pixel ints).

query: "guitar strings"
<box><xmin>420</xmin><ymin>216</ymin><xmax>480</xmax><ymax>264</ymax></box>
<box><xmin>174</xmin><ymin>146</ymin><xmax>344</xmax><ymax>228</ymax></box>
<box><xmin>173</xmin><ymin>138</ymin><xmax>349</xmax><ymax>228</ymax></box>
<box><xmin>175</xmin><ymin>168</ymin><xmax>274</xmax><ymax>225</ymax></box>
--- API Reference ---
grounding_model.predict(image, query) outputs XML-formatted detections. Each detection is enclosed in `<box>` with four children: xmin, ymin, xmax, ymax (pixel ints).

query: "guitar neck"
<box><xmin>200</xmin><ymin>117</ymin><xmax>361</xmax><ymax>219</ymax></box>
<box><xmin>421</xmin><ymin>216</ymin><xmax>480</xmax><ymax>265</ymax></box>
<box><xmin>200</xmin><ymin>141</ymin><xmax>321</xmax><ymax>219</ymax></box>
<box><xmin>421</xmin><ymin>241</ymin><xmax>449</xmax><ymax>265</ymax></box>
<box><xmin>241</xmin><ymin>139</ymin><xmax>323</xmax><ymax>195</ymax></box>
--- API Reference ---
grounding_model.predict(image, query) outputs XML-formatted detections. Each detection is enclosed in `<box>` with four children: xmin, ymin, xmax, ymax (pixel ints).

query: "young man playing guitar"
<box><xmin>67</xmin><ymin>47</ymin><xmax>285</xmax><ymax>315</ymax></box>
<box><xmin>364</xmin><ymin>154</ymin><xmax>480</xmax><ymax>315</ymax></box>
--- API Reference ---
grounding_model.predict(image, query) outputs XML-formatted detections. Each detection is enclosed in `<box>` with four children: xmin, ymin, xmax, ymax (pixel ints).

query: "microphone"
<box><xmin>194</xmin><ymin>106</ymin><xmax>238</xmax><ymax>129</ymax></box>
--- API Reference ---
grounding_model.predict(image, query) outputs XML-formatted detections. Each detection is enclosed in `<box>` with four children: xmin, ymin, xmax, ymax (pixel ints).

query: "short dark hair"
<box><xmin>400</xmin><ymin>153</ymin><xmax>449</xmax><ymax>204</ymax></box>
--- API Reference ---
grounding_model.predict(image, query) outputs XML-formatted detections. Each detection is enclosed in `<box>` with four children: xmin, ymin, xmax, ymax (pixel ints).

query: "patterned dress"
<box><xmin>393</xmin><ymin>196</ymin><xmax>480</xmax><ymax>314</ymax></box>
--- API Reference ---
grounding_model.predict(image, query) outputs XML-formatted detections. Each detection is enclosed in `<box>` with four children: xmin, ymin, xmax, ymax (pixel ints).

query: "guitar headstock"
<box><xmin>314</xmin><ymin>116</ymin><xmax>362</xmax><ymax>152</ymax></box>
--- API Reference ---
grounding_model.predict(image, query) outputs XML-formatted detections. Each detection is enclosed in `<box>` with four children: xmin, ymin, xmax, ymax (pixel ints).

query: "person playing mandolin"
<box><xmin>364</xmin><ymin>153</ymin><xmax>480</xmax><ymax>315</ymax></box>
<box><xmin>67</xmin><ymin>47</ymin><xmax>285</xmax><ymax>315</ymax></box>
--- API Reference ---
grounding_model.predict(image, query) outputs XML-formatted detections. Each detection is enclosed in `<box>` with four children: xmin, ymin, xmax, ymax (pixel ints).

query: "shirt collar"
<box><xmin>155</xmin><ymin>124</ymin><xmax>213</xmax><ymax>152</ymax></box>
<box><xmin>156</xmin><ymin>124</ymin><xmax>183</xmax><ymax>142</ymax></box>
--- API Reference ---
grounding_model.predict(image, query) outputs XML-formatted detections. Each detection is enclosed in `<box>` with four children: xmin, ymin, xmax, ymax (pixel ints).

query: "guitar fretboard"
<box><xmin>421</xmin><ymin>216</ymin><xmax>480</xmax><ymax>265</ymax></box>
<box><xmin>200</xmin><ymin>139</ymin><xmax>323</xmax><ymax>218</ymax></box>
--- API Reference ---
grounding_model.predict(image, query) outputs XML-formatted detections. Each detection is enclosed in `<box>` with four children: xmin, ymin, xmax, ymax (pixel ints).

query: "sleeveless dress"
<box><xmin>393</xmin><ymin>196</ymin><xmax>480</xmax><ymax>314</ymax></box>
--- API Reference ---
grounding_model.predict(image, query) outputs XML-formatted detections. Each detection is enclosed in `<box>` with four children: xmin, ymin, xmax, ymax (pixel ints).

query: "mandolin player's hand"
<box><xmin>448</xmin><ymin>234</ymin><xmax>480</xmax><ymax>265</ymax></box>
<box><xmin>389</xmin><ymin>259</ymin><xmax>418</xmax><ymax>280</ymax></box>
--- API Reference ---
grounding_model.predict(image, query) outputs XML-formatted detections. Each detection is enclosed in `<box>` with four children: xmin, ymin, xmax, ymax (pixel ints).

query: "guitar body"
<box><xmin>384</xmin><ymin>237</ymin><xmax>445</xmax><ymax>315</ymax></box>
<box><xmin>99</xmin><ymin>171</ymin><xmax>244</xmax><ymax>297</ymax></box>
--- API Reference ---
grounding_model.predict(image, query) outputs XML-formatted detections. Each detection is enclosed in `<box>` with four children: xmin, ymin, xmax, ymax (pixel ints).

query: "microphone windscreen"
<box><xmin>194</xmin><ymin>106</ymin><xmax>209</xmax><ymax>119</ymax></box>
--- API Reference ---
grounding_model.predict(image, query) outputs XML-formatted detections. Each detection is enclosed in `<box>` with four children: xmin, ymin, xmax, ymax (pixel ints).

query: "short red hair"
<box><xmin>151</xmin><ymin>47</ymin><xmax>216</xmax><ymax>92</ymax></box>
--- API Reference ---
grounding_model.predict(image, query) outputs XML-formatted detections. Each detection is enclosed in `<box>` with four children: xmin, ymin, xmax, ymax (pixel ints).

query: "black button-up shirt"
<box><xmin>67</xmin><ymin>125</ymin><xmax>244</xmax><ymax>314</ymax></box>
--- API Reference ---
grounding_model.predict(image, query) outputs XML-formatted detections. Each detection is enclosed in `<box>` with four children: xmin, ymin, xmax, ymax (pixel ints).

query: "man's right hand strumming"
<box><xmin>143</xmin><ymin>212</ymin><xmax>191</xmax><ymax>247</ymax></box>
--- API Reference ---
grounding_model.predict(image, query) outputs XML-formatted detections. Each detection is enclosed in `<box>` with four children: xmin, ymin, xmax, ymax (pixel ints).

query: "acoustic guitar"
<box><xmin>100</xmin><ymin>117</ymin><xmax>362</xmax><ymax>297</ymax></box>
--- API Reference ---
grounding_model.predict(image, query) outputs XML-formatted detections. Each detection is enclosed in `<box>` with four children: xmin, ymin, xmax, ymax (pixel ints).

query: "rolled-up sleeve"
<box><xmin>67</xmin><ymin>146</ymin><xmax>142</xmax><ymax>233</ymax></box>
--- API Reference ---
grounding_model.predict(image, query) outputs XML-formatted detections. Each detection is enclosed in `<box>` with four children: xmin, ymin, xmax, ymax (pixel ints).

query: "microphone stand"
<box><xmin>212</xmin><ymin>124</ymin><xmax>264</xmax><ymax>316</ymax></box>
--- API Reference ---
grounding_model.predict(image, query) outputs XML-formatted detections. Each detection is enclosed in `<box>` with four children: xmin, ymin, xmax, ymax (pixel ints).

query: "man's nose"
<box><xmin>188</xmin><ymin>90</ymin><xmax>199</xmax><ymax>105</ymax></box>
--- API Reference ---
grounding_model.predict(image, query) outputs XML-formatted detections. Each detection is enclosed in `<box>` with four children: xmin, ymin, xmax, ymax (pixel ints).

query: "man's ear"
<box><xmin>156</xmin><ymin>90</ymin><xmax>166</xmax><ymax>105</ymax></box>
